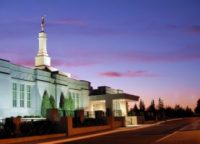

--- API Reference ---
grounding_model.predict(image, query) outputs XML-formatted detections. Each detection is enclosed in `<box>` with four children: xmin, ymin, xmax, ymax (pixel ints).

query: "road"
<box><xmin>37</xmin><ymin>117</ymin><xmax>200</xmax><ymax>144</ymax></box>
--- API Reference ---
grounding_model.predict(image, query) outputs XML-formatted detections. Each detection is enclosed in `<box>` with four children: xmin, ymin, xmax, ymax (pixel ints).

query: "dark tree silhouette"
<box><xmin>147</xmin><ymin>99</ymin><xmax>156</xmax><ymax>120</ymax></box>
<box><xmin>133</xmin><ymin>104</ymin><xmax>139</xmax><ymax>115</ymax></box>
<box><xmin>174</xmin><ymin>105</ymin><xmax>185</xmax><ymax>117</ymax></box>
<box><xmin>164</xmin><ymin>106</ymin><xmax>174</xmax><ymax>118</ymax></box>
<box><xmin>158</xmin><ymin>98</ymin><xmax>164</xmax><ymax>110</ymax></box>
<box><xmin>128</xmin><ymin>104</ymin><xmax>139</xmax><ymax>116</ymax></box>
<box><xmin>195</xmin><ymin>99</ymin><xmax>200</xmax><ymax>115</ymax></box>
<box><xmin>139</xmin><ymin>100</ymin><xmax>145</xmax><ymax>116</ymax></box>
<box><xmin>59</xmin><ymin>93</ymin><xmax>64</xmax><ymax>109</ymax></box>
<box><xmin>185</xmin><ymin>106</ymin><xmax>193</xmax><ymax>117</ymax></box>
<box><xmin>139</xmin><ymin>100</ymin><xmax>145</xmax><ymax>111</ymax></box>
<box><xmin>157</xmin><ymin>98</ymin><xmax>165</xmax><ymax>119</ymax></box>
<box><xmin>148</xmin><ymin>100</ymin><xmax>156</xmax><ymax>112</ymax></box>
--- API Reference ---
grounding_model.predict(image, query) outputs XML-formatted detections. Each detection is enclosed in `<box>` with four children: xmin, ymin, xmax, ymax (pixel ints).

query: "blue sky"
<box><xmin>0</xmin><ymin>0</ymin><xmax>200</xmax><ymax>109</ymax></box>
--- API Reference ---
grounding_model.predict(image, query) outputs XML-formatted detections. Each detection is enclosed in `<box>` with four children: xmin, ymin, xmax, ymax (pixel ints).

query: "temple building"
<box><xmin>0</xmin><ymin>17</ymin><xmax>139</xmax><ymax>119</ymax></box>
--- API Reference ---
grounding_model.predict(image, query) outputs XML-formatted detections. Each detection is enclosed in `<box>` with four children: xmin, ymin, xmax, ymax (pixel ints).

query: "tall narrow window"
<box><xmin>20</xmin><ymin>84</ymin><xmax>25</xmax><ymax>107</ymax></box>
<box><xmin>12</xmin><ymin>83</ymin><xmax>17</xmax><ymax>107</ymax></box>
<box><xmin>76</xmin><ymin>93</ymin><xmax>79</xmax><ymax>109</ymax></box>
<box><xmin>72</xmin><ymin>92</ymin><xmax>76</xmax><ymax>108</ymax></box>
<box><xmin>27</xmin><ymin>85</ymin><xmax>31</xmax><ymax>108</ymax></box>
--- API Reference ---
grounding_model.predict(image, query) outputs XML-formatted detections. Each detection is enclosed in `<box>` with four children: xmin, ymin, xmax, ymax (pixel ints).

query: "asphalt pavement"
<box><xmin>38</xmin><ymin>117</ymin><xmax>200</xmax><ymax>144</ymax></box>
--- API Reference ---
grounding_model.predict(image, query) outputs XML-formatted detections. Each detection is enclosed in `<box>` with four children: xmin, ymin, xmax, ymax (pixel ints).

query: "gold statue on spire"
<box><xmin>41</xmin><ymin>16</ymin><xmax>45</xmax><ymax>32</ymax></box>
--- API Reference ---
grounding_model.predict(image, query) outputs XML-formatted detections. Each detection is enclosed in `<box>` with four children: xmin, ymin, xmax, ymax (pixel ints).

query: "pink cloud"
<box><xmin>99</xmin><ymin>70</ymin><xmax>157</xmax><ymax>78</ymax></box>
<box><xmin>14</xmin><ymin>59</ymin><xmax>34</xmax><ymax>67</ymax></box>
<box><xmin>188</xmin><ymin>25</ymin><xmax>200</xmax><ymax>33</ymax></box>
<box><xmin>52</xmin><ymin>59</ymin><xmax>97</xmax><ymax>67</ymax></box>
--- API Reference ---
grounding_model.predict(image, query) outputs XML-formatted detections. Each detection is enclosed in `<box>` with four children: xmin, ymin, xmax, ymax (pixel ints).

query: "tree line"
<box><xmin>128</xmin><ymin>98</ymin><xmax>200</xmax><ymax>121</ymax></box>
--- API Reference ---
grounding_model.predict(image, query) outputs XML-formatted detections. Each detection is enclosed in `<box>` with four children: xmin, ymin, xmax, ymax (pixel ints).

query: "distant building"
<box><xmin>0</xmin><ymin>17</ymin><xmax>139</xmax><ymax>119</ymax></box>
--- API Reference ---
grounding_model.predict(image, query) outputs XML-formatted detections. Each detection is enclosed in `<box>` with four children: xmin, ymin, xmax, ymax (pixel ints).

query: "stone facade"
<box><xmin>0</xmin><ymin>59</ymin><xmax>90</xmax><ymax>118</ymax></box>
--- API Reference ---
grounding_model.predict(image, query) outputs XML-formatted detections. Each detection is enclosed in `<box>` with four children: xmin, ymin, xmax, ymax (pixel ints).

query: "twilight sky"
<box><xmin>0</xmin><ymin>0</ymin><xmax>200</xmax><ymax>109</ymax></box>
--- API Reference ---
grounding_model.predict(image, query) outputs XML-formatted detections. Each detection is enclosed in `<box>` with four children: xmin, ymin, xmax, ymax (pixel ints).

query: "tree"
<box><xmin>133</xmin><ymin>104</ymin><xmax>139</xmax><ymax>115</ymax></box>
<box><xmin>174</xmin><ymin>105</ymin><xmax>184</xmax><ymax>118</ymax></box>
<box><xmin>49</xmin><ymin>95</ymin><xmax>56</xmax><ymax>108</ymax></box>
<box><xmin>63</xmin><ymin>96</ymin><xmax>74</xmax><ymax>116</ymax></box>
<box><xmin>148</xmin><ymin>100</ymin><xmax>156</xmax><ymax>112</ymax></box>
<box><xmin>139</xmin><ymin>100</ymin><xmax>145</xmax><ymax>112</ymax></box>
<box><xmin>68</xmin><ymin>95</ymin><xmax>75</xmax><ymax>112</ymax></box>
<box><xmin>185</xmin><ymin>106</ymin><xmax>193</xmax><ymax>117</ymax></box>
<box><xmin>195</xmin><ymin>99</ymin><xmax>200</xmax><ymax>115</ymax></box>
<box><xmin>164</xmin><ymin>106</ymin><xmax>174</xmax><ymax>118</ymax></box>
<box><xmin>41</xmin><ymin>91</ymin><xmax>51</xmax><ymax>117</ymax></box>
<box><xmin>158</xmin><ymin>98</ymin><xmax>164</xmax><ymax>110</ymax></box>
<box><xmin>128</xmin><ymin>104</ymin><xmax>139</xmax><ymax>116</ymax></box>
<box><xmin>59</xmin><ymin>93</ymin><xmax>64</xmax><ymax>109</ymax></box>
<box><xmin>63</xmin><ymin>97</ymin><xmax>69</xmax><ymax>110</ymax></box>
<box><xmin>147</xmin><ymin>99</ymin><xmax>156</xmax><ymax>120</ymax></box>
<box><xmin>157</xmin><ymin>98</ymin><xmax>165</xmax><ymax>119</ymax></box>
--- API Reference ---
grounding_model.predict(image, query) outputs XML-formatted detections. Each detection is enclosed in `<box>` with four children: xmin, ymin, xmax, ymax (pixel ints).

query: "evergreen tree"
<box><xmin>174</xmin><ymin>105</ymin><xmax>184</xmax><ymax>117</ymax></box>
<box><xmin>139</xmin><ymin>100</ymin><xmax>145</xmax><ymax>114</ymax></box>
<box><xmin>148</xmin><ymin>99</ymin><xmax>156</xmax><ymax>112</ymax></box>
<box><xmin>63</xmin><ymin>97</ymin><xmax>70</xmax><ymax>116</ymax></box>
<box><xmin>158</xmin><ymin>98</ymin><xmax>164</xmax><ymax>110</ymax></box>
<box><xmin>133</xmin><ymin>104</ymin><xmax>139</xmax><ymax>115</ymax></box>
<box><xmin>41</xmin><ymin>91</ymin><xmax>51</xmax><ymax>117</ymax></box>
<box><xmin>157</xmin><ymin>98</ymin><xmax>164</xmax><ymax>119</ymax></box>
<box><xmin>147</xmin><ymin>99</ymin><xmax>156</xmax><ymax>119</ymax></box>
<box><xmin>59</xmin><ymin>93</ymin><xmax>64</xmax><ymax>109</ymax></box>
<box><xmin>68</xmin><ymin>95</ymin><xmax>75</xmax><ymax>112</ymax></box>
<box><xmin>49</xmin><ymin>95</ymin><xmax>56</xmax><ymax>108</ymax></box>
<box><xmin>195</xmin><ymin>99</ymin><xmax>200</xmax><ymax>115</ymax></box>
<box><xmin>63</xmin><ymin>97</ymin><xmax>70</xmax><ymax>111</ymax></box>
<box><xmin>63</xmin><ymin>96</ymin><xmax>75</xmax><ymax>116</ymax></box>
<box><xmin>185</xmin><ymin>106</ymin><xmax>193</xmax><ymax>117</ymax></box>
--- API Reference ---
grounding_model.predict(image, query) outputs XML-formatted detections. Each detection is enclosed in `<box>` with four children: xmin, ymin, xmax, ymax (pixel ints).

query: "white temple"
<box><xmin>0</xmin><ymin>17</ymin><xmax>139</xmax><ymax>119</ymax></box>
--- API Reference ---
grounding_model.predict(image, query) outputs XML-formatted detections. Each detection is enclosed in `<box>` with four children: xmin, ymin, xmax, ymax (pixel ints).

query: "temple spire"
<box><xmin>35</xmin><ymin>16</ymin><xmax>51</xmax><ymax>67</ymax></box>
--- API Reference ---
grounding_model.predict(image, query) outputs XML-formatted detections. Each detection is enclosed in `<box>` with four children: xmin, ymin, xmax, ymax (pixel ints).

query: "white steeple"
<box><xmin>35</xmin><ymin>16</ymin><xmax>51</xmax><ymax>67</ymax></box>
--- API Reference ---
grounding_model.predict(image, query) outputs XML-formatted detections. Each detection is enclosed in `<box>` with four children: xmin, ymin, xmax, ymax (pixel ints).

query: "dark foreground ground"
<box><xmin>42</xmin><ymin>117</ymin><xmax>200</xmax><ymax>144</ymax></box>
<box><xmin>3</xmin><ymin>117</ymin><xmax>200</xmax><ymax>144</ymax></box>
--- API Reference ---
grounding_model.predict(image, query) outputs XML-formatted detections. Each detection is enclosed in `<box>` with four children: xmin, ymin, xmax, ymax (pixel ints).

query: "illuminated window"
<box><xmin>12</xmin><ymin>83</ymin><xmax>17</xmax><ymax>107</ymax></box>
<box><xmin>113</xmin><ymin>101</ymin><xmax>121</xmax><ymax>116</ymax></box>
<box><xmin>27</xmin><ymin>85</ymin><xmax>31</xmax><ymax>108</ymax></box>
<box><xmin>20</xmin><ymin>84</ymin><xmax>25</xmax><ymax>107</ymax></box>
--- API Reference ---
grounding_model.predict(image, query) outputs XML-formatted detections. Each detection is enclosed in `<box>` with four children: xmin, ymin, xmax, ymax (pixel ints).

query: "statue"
<box><xmin>41</xmin><ymin>16</ymin><xmax>45</xmax><ymax>32</ymax></box>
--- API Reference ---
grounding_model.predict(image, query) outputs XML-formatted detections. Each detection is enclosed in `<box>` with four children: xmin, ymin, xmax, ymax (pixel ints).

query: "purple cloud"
<box><xmin>49</xmin><ymin>18</ymin><xmax>86</xmax><ymax>26</ymax></box>
<box><xmin>99</xmin><ymin>70</ymin><xmax>157</xmax><ymax>78</ymax></box>
<box><xmin>165</xmin><ymin>24</ymin><xmax>178</xmax><ymax>30</ymax></box>
<box><xmin>114</xmin><ymin>45</ymin><xmax>200</xmax><ymax>63</ymax></box>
